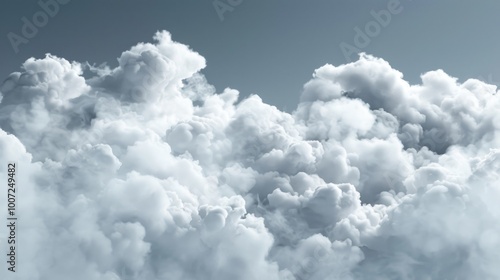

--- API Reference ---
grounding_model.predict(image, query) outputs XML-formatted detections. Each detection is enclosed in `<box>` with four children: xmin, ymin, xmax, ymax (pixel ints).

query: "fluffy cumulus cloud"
<box><xmin>1</xmin><ymin>31</ymin><xmax>500</xmax><ymax>279</ymax></box>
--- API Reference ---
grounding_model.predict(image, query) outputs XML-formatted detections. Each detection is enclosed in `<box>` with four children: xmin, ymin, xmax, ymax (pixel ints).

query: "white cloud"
<box><xmin>1</xmin><ymin>31</ymin><xmax>500</xmax><ymax>279</ymax></box>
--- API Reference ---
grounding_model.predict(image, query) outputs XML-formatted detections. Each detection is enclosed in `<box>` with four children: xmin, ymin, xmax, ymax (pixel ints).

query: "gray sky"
<box><xmin>1</xmin><ymin>0</ymin><xmax>499</xmax><ymax>111</ymax></box>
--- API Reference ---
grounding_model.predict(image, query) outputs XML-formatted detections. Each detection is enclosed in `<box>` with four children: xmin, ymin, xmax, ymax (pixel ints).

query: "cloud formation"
<box><xmin>1</xmin><ymin>31</ymin><xmax>500</xmax><ymax>280</ymax></box>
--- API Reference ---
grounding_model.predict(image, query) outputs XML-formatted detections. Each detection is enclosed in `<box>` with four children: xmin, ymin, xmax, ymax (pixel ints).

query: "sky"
<box><xmin>1</xmin><ymin>0</ymin><xmax>499</xmax><ymax>111</ymax></box>
<box><xmin>2</xmin><ymin>1</ymin><xmax>500</xmax><ymax>280</ymax></box>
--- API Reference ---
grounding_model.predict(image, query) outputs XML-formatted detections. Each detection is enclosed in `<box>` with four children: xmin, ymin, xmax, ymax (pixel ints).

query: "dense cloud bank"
<box><xmin>1</xmin><ymin>31</ymin><xmax>500</xmax><ymax>280</ymax></box>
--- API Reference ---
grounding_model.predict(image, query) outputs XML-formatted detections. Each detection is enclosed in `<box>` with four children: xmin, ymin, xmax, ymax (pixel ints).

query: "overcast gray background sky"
<box><xmin>1</xmin><ymin>0</ymin><xmax>499</xmax><ymax>111</ymax></box>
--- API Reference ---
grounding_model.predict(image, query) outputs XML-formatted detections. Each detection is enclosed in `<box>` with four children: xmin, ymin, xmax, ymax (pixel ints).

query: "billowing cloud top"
<box><xmin>1</xmin><ymin>31</ymin><xmax>500</xmax><ymax>280</ymax></box>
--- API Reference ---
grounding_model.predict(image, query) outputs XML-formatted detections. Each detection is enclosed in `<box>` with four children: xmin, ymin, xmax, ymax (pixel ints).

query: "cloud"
<box><xmin>1</xmin><ymin>31</ymin><xmax>500</xmax><ymax>279</ymax></box>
